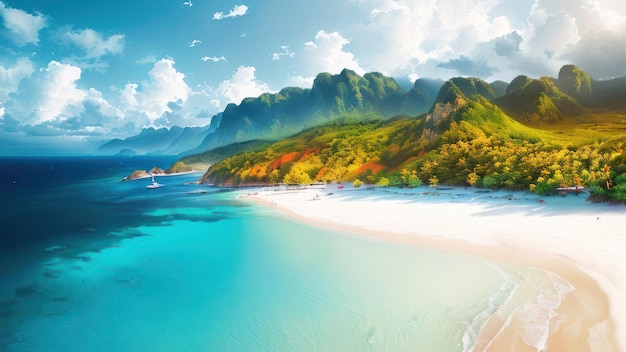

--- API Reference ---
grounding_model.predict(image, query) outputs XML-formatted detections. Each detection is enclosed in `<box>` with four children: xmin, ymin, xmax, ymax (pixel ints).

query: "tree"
<box><xmin>377</xmin><ymin>177</ymin><xmax>390</xmax><ymax>188</ymax></box>
<box><xmin>353</xmin><ymin>178</ymin><xmax>362</xmax><ymax>188</ymax></box>
<box><xmin>401</xmin><ymin>168</ymin><xmax>422</xmax><ymax>187</ymax></box>
<box><xmin>429</xmin><ymin>175</ymin><xmax>439</xmax><ymax>187</ymax></box>
<box><xmin>467</xmin><ymin>172</ymin><xmax>479</xmax><ymax>186</ymax></box>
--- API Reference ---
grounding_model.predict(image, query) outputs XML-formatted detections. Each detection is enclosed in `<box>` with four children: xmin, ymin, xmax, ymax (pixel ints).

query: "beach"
<box><xmin>245</xmin><ymin>185</ymin><xmax>626</xmax><ymax>351</ymax></box>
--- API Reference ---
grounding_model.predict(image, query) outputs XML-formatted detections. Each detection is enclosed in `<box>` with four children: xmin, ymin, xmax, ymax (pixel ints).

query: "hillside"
<box><xmin>193</xmin><ymin>65</ymin><xmax>626</xmax><ymax>202</ymax></box>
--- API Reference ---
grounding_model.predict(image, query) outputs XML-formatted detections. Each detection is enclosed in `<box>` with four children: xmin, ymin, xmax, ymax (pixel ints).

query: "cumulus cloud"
<box><xmin>342</xmin><ymin>0</ymin><xmax>511</xmax><ymax>77</ymax></box>
<box><xmin>7</xmin><ymin>61</ymin><xmax>87</xmax><ymax>125</ymax></box>
<box><xmin>562</xmin><ymin>23</ymin><xmax>626</xmax><ymax>79</ymax></box>
<box><xmin>189</xmin><ymin>39</ymin><xmax>201</xmax><ymax>47</ymax></box>
<box><xmin>0</xmin><ymin>1</ymin><xmax>47</xmax><ymax>46</ymax></box>
<box><xmin>2</xmin><ymin>60</ymin><xmax>124</xmax><ymax>139</ymax></box>
<box><xmin>213</xmin><ymin>4</ymin><xmax>248</xmax><ymax>20</ymax></box>
<box><xmin>303</xmin><ymin>30</ymin><xmax>365</xmax><ymax>75</ymax></box>
<box><xmin>0</xmin><ymin>57</ymin><xmax>34</xmax><ymax>102</ymax></box>
<box><xmin>285</xmin><ymin>75</ymin><xmax>315</xmax><ymax>89</ymax></box>
<box><xmin>524</xmin><ymin>12</ymin><xmax>579</xmax><ymax>59</ymax></box>
<box><xmin>120</xmin><ymin>58</ymin><xmax>191</xmax><ymax>123</ymax></box>
<box><xmin>218</xmin><ymin>66</ymin><xmax>271</xmax><ymax>105</ymax></box>
<box><xmin>334</xmin><ymin>0</ymin><xmax>626</xmax><ymax>81</ymax></box>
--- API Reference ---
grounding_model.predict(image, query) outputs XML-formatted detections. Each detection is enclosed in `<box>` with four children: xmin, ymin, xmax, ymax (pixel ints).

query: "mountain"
<box><xmin>422</xmin><ymin>77</ymin><xmax>502</xmax><ymax>137</ymax></box>
<box><xmin>191</xmin><ymin>69</ymin><xmax>441</xmax><ymax>152</ymax></box>
<box><xmin>195</xmin><ymin>65</ymin><xmax>626</xmax><ymax>202</ymax></box>
<box><xmin>98</xmin><ymin>125</ymin><xmax>213</xmax><ymax>155</ymax></box>
<box><xmin>490</xmin><ymin>80</ymin><xmax>509</xmax><ymax>98</ymax></box>
<box><xmin>493</xmin><ymin>64</ymin><xmax>626</xmax><ymax>124</ymax></box>
<box><xmin>402</xmin><ymin>78</ymin><xmax>444</xmax><ymax>114</ymax></box>
<box><xmin>493</xmin><ymin>75</ymin><xmax>582</xmax><ymax>124</ymax></box>
<box><xmin>556</xmin><ymin>64</ymin><xmax>592</xmax><ymax>99</ymax></box>
<box><xmin>101</xmin><ymin>70</ymin><xmax>443</xmax><ymax>157</ymax></box>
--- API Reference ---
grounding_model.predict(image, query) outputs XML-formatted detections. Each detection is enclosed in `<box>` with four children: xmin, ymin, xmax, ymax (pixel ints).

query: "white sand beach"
<box><xmin>244</xmin><ymin>185</ymin><xmax>625</xmax><ymax>351</ymax></box>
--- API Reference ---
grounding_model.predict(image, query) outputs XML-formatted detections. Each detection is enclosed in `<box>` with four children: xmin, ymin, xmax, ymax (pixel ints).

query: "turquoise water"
<box><xmin>1</xmin><ymin>157</ymin><xmax>521</xmax><ymax>351</ymax></box>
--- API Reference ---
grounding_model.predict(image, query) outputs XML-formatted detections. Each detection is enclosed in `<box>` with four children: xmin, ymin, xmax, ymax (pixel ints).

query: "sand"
<box><xmin>243</xmin><ymin>185</ymin><xmax>625</xmax><ymax>351</ymax></box>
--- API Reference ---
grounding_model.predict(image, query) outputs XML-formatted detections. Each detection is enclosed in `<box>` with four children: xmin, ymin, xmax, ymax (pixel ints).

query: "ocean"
<box><xmin>0</xmin><ymin>156</ymin><xmax>563</xmax><ymax>351</ymax></box>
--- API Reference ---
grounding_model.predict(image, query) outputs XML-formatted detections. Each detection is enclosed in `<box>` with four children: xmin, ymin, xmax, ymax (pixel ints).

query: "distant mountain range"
<box><xmin>98</xmin><ymin>124</ymin><xmax>216</xmax><ymax>156</ymax></box>
<box><xmin>98</xmin><ymin>70</ymin><xmax>444</xmax><ymax>156</ymax></box>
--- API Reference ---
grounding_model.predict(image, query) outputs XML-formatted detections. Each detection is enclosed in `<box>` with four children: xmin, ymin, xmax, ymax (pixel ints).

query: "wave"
<box><xmin>463</xmin><ymin>265</ymin><xmax>575</xmax><ymax>351</ymax></box>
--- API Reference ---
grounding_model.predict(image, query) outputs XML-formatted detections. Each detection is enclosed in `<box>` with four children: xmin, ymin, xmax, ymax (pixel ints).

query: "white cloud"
<box><xmin>7</xmin><ymin>61</ymin><xmax>88</xmax><ymax>125</ymax></box>
<box><xmin>271</xmin><ymin>46</ymin><xmax>295</xmax><ymax>60</ymax></box>
<box><xmin>0</xmin><ymin>57</ymin><xmax>34</xmax><ymax>102</ymax></box>
<box><xmin>213</xmin><ymin>4</ymin><xmax>249</xmax><ymax>20</ymax></box>
<box><xmin>563</xmin><ymin>23</ymin><xmax>626</xmax><ymax>78</ymax></box>
<box><xmin>303</xmin><ymin>30</ymin><xmax>365</xmax><ymax>75</ymax></box>
<box><xmin>182</xmin><ymin>1</ymin><xmax>193</xmax><ymax>7</ymax></box>
<box><xmin>285</xmin><ymin>75</ymin><xmax>315</xmax><ymax>89</ymax></box>
<box><xmin>0</xmin><ymin>1</ymin><xmax>47</xmax><ymax>46</ymax></box>
<box><xmin>332</xmin><ymin>0</ymin><xmax>626</xmax><ymax>81</ymax></box>
<box><xmin>518</xmin><ymin>0</ymin><xmax>626</xmax><ymax>78</ymax></box>
<box><xmin>58</xmin><ymin>27</ymin><xmax>125</xmax><ymax>59</ymax></box>
<box><xmin>201</xmin><ymin>55</ymin><xmax>227</xmax><ymax>62</ymax></box>
<box><xmin>189</xmin><ymin>39</ymin><xmax>201</xmax><ymax>47</ymax></box>
<box><xmin>120</xmin><ymin>58</ymin><xmax>191</xmax><ymax>123</ymax></box>
<box><xmin>341</xmin><ymin>0</ymin><xmax>512</xmax><ymax>78</ymax></box>
<box><xmin>218</xmin><ymin>66</ymin><xmax>271</xmax><ymax>105</ymax></box>
<box><xmin>1</xmin><ymin>59</ymin><xmax>129</xmax><ymax>141</ymax></box>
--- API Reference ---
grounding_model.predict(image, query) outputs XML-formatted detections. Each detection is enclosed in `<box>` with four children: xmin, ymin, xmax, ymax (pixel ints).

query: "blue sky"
<box><xmin>1</xmin><ymin>0</ymin><xmax>625</xmax><ymax>154</ymax></box>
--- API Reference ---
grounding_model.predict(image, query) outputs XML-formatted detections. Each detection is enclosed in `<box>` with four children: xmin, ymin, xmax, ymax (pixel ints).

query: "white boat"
<box><xmin>147</xmin><ymin>177</ymin><xmax>164</xmax><ymax>189</ymax></box>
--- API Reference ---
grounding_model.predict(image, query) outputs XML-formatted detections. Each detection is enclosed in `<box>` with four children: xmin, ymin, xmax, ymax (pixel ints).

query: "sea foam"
<box><xmin>467</xmin><ymin>266</ymin><xmax>575</xmax><ymax>351</ymax></box>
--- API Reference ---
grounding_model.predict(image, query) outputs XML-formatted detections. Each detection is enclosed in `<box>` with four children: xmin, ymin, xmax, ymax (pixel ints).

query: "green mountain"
<box><xmin>193</xmin><ymin>65</ymin><xmax>626</xmax><ymax>202</ymax></box>
<box><xmin>493</xmin><ymin>75</ymin><xmax>582</xmax><ymax>124</ymax></box>
<box><xmin>192</xmin><ymin>69</ymin><xmax>441</xmax><ymax>152</ymax></box>
<box><xmin>422</xmin><ymin>77</ymin><xmax>496</xmax><ymax>135</ymax></box>
<box><xmin>556</xmin><ymin>64</ymin><xmax>592</xmax><ymax>99</ymax></box>
<box><xmin>490</xmin><ymin>80</ymin><xmax>509</xmax><ymax>98</ymax></box>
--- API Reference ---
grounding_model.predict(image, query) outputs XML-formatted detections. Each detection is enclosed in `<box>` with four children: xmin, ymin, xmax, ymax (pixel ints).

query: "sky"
<box><xmin>0</xmin><ymin>0</ymin><xmax>625</xmax><ymax>154</ymax></box>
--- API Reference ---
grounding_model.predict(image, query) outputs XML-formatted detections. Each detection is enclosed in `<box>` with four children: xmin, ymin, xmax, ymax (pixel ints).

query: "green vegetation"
<box><xmin>192</xmin><ymin>66</ymin><xmax>626</xmax><ymax>203</ymax></box>
<box><xmin>165</xmin><ymin>161</ymin><xmax>193</xmax><ymax>174</ymax></box>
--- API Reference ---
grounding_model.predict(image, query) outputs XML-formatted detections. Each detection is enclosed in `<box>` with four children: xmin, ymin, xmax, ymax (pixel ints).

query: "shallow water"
<box><xmin>0</xmin><ymin>156</ymin><xmax>574</xmax><ymax>351</ymax></box>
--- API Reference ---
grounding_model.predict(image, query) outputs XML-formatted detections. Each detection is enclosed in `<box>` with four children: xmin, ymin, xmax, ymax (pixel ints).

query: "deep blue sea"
<box><xmin>0</xmin><ymin>156</ymin><xmax>524</xmax><ymax>351</ymax></box>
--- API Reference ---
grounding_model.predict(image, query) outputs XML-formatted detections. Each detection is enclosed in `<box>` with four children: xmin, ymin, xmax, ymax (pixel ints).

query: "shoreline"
<box><xmin>242</xmin><ymin>186</ymin><xmax>625</xmax><ymax>351</ymax></box>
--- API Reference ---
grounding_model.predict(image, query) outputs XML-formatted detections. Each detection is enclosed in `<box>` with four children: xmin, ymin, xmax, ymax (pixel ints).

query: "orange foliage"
<box><xmin>272</xmin><ymin>152</ymin><xmax>299</xmax><ymax>169</ymax></box>
<box><xmin>300</xmin><ymin>147</ymin><xmax>320</xmax><ymax>159</ymax></box>
<box><xmin>356</xmin><ymin>161</ymin><xmax>386</xmax><ymax>174</ymax></box>
<box><xmin>316</xmin><ymin>167</ymin><xmax>328</xmax><ymax>179</ymax></box>
<box><xmin>250</xmin><ymin>164</ymin><xmax>265</xmax><ymax>177</ymax></box>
